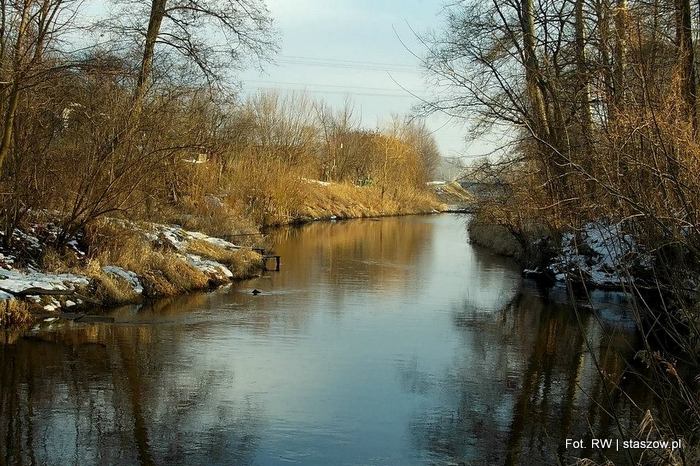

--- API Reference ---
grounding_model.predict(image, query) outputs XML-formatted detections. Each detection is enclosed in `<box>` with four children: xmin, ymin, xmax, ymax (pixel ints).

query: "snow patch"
<box><xmin>102</xmin><ymin>266</ymin><xmax>144</xmax><ymax>294</ymax></box>
<box><xmin>144</xmin><ymin>223</ymin><xmax>241</xmax><ymax>252</ymax></box>
<box><xmin>548</xmin><ymin>221</ymin><xmax>652</xmax><ymax>288</ymax></box>
<box><xmin>43</xmin><ymin>298</ymin><xmax>61</xmax><ymax>312</ymax></box>
<box><xmin>0</xmin><ymin>267</ymin><xmax>89</xmax><ymax>295</ymax></box>
<box><xmin>184</xmin><ymin>254</ymin><xmax>233</xmax><ymax>279</ymax></box>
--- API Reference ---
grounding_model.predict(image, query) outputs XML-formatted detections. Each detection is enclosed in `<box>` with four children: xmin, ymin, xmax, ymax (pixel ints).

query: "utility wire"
<box><xmin>244</xmin><ymin>84</ymin><xmax>419</xmax><ymax>98</ymax></box>
<box><xmin>243</xmin><ymin>79</ymin><xmax>421</xmax><ymax>94</ymax></box>
<box><xmin>273</xmin><ymin>55</ymin><xmax>421</xmax><ymax>72</ymax></box>
<box><xmin>279</xmin><ymin>54</ymin><xmax>417</xmax><ymax>68</ymax></box>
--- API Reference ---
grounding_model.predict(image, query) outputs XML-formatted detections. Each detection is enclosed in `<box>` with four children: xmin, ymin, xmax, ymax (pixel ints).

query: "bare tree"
<box><xmin>0</xmin><ymin>0</ymin><xmax>83</xmax><ymax>174</ymax></box>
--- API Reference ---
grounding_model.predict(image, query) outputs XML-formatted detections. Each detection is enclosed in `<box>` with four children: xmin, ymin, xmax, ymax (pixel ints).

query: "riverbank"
<box><xmin>0</xmin><ymin>219</ymin><xmax>264</xmax><ymax>328</ymax></box>
<box><xmin>282</xmin><ymin>179</ymin><xmax>472</xmax><ymax>224</ymax></box>
<box><xmin>467</xmin><ymin>217</ymin><xmax>658</xmax><ymax>291</ymax></box>
<box><xmin>278</xmin><ymin>178</ymin><xmax>445</xmax><ymax>224</ymax></box>
<box><xmin>0</xmin><ymin>181</ymin><xmax>469</xmax><ymax>329</ymax></box>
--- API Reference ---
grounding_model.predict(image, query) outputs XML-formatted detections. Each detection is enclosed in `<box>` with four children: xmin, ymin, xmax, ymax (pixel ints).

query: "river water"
<box><xmin>1</xmin><ymin>215</ymin><xmax>647</xmax><ymax>465</ymax></box>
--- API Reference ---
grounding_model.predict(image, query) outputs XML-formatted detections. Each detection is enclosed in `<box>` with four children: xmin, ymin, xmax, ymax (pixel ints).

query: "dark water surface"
<box><xmin>1</xmin><ymin>215</ymin><xmax>646</xmax><ymax>465</ymax></box>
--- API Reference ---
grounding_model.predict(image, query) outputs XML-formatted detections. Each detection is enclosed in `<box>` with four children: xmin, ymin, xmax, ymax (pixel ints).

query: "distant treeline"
<box><xmin>0</xmin><ymin>0</ymin><xmax>440</xmax><ymax>242</ymax></box>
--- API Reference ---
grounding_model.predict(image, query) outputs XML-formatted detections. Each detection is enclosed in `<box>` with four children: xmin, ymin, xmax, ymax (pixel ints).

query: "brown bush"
<box><xmin>227</xmin><ymin>249</ymin><xmax>264</xmax><ymax>280</ymax></box>
<box><xmin>0</xmin><ymin>299</ymin><xmax>32</xmax><ymax>327</ymax></box>
<box><xmin>150</xmin><ymin>252</ymin><xmax>210</xmax><ymax>293</ymax></box>
<box><xmin>83</xmin><ymin>261</ymin><xmax>141</xmax><ymax>305</ymax></box>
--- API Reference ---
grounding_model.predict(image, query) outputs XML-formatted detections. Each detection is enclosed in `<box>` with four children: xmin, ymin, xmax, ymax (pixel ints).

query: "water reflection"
<box><xmin>407</xmin><ymin>284</ymin><xmax>647</xmax><ymax>465</ymax></box>
<box><xmin>0</xmin><ymin>215</ymin><xmax>648</xmax><ymax>465</ymax></box>
<box><xmin>1</xmin><ymin>317</ymin><xmax>264</xmax><ymax>465</ymax></box>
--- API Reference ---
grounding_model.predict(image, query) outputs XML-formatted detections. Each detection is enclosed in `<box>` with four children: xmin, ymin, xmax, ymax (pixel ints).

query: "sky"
<box><xmin>238</xmin><ymin>0</ymin><xmax>492</xmax><ymax>161</ymax></box>
<box><xmin>80</xmin><ymin>0</ymin><xmax>499</xmax><ymax>162</ymax></box>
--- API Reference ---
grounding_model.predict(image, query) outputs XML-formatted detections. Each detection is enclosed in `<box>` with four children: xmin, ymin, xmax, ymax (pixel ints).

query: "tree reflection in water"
<box><xmin>0</xmin><ymin>318</ymin><xmax>263</xmax><ymax>465</ymax></box>
<box><xmin>406</xmin><ymin>285</ymin><xmax>648</xmax><ymax>465</ymax></box>
<box><xmin>0</xmin><ymin>215</ymin><xmax>655</xmax><ymax>466</ymax></box>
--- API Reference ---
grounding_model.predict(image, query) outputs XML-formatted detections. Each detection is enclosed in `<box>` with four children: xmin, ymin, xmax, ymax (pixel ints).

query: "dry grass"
<box><xmin>293</xmin><ymin>181</ymin><xmax>443</xmax><ymax>224</ymax></box>
<box><xmin>226</xmin><ymin>249</ymin><xmax>264</xmax><ymax>279</ymax></box>
<box><xmin>162</xmin><ymin>194</ymin><xmax>259</xmax><ymax>238</ymax></box>
<box><xmin>0</xmin><ymin>299</ymin><xmax>32</xmax><ymax>327</ymax></box>
<box><xmin>175</xmin><ymin>150</ymin><xmax>444</xmax><ymax>228</ymax></box>
<box><xmin>86</xmin><ymin>218</ymin><xmax>210</xmax><ymax>292</ymax></box>
<box><xmin>42</xmin><ymin>246</ymin><xmax>81</xmax><ymax>273</ymax></box>
<box><xmin>186</xmin><ymin>239</ymin><xmax>262</xmax><ymax>278</ymax></box>
<box><xmin>226</xmin><ymin>156</ymin><xmax>313</xmax><ymax>226</ymax></box>
<box><xmin>81</xmin><ymin>218</ymin><xmax>262</xmax><ymax>297</ymax></box>
<box><xmin>84</xmin><ymin>219</ymin><xmax>154</xmax><ymax>274</ymax></box>
<box><xmin>153</xmin><ymin>252</ymin><xmax>210</xmax><ymax>292</ymax></box>
<box><xmin>431</xmin><ymin>181</ymin><xmax>473</xmax><ymax>205</ymax></box>
<box><xmin>221</xmin><ymin>155</ymin><xmax>444</xmax><ymax>226</ymax></box>
<box><xmin>93</xmin><ymin>273</ymin><xmax>141</xmax><ymax>304</ymax></box>
<box><xmin>140</xmin><ymin>270</ymin><xmax>179</xmax><ymax>296</ymax></box>
<box><xmin>186</xmin><ymin>239</ymin><xmax>239</xmax><ymax>263</ymax></box>
<box><xmin>82</xmin><ymin>260</ymin><xmax>141</xmax><ymax>305</ymax></box>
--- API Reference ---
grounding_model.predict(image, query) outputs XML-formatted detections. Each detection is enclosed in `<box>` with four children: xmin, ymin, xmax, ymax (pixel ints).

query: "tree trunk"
<box><xmin>595</xmin><ymin>0</ymin><xmax>614</xmax><ymax>118</ymax></box>
<box><xmin>0</xmin><ymin>1</ymin><xmax>31</xmax><ymax>174</ymax></box>
<box><xmin>575</xmin><ymin>0</ymin><xmax>593</xmax><ymax>148</ymax></box>
<box><xmin>676</xmin><ymin>0</ymin><xmax>697</xmax><ymax>133</ymax></box>
<box><xmin>521</xmin><ymin>0</ymin><xmax>572</xmax><ymax>210</ymax></box>
<box><xmin>612</xmin><ymin>0</ymin><xmax>629</xmax><ymax>108</ymax></box>
<box><xmin>132</xmin><ymin>0</ymin><xmax>168</xmax><ymax>119</ymax></box>
<box><xmin>521</xmin><ymin>0</ymin><xmax>549</xmax><ymax>139</ymax></box>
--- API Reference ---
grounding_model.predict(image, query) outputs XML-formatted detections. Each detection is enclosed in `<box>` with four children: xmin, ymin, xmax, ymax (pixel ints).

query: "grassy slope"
<box><xmin>292</xmin><ymin>182</ymin><xmax>445</xmax><ymax>223</ymax></box>
<box><xmin>429</xmin><ymin>181</ymin><xmax>473</xmax><ymax>206</ymax></box>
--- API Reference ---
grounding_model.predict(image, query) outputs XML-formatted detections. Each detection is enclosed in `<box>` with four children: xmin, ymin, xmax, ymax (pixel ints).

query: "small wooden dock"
<box><xmin>253</xmin><ymin>248</ymin><xmax>281</xmax><ymax>271</ymax></box>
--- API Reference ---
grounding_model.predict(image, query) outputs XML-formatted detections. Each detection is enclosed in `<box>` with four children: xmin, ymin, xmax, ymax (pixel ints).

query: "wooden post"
<box><xmin>261</xmin><ymin>255</ymin><xmax>281</xmax><ymax>271</ymax></box>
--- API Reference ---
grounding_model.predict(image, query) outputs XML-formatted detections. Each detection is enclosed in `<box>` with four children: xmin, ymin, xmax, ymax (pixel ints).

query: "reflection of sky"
<box><xmin>156</xmin><ymin>215</ymin><xmax>528</xmax><ymax>464</ymax></box>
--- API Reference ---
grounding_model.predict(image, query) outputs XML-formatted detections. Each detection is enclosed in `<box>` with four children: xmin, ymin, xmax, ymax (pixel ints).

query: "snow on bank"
<box><xmin>112</xmin><ymin>221</ymin><xmax>244</xmax><ymax>284</ymax></box>
<box><xmin>142</xmin><ymin>222</ymin><xmax>240</xmax><ymax>252</ymax></box>
<box><xmin>102</xmin><ymin>266</ymin><xmax>144</xmax><ymax>294</ymax></box>
<box><xmin>184</xmin><ymin>254</ymin><xmax>234</xmax><ymax>280</ymax></box>
<box><xmin>548</xmin><ymin>221</ymin><xmax>652</xmax><ymax>288</ymax></box>
<box><xmin>1</xmin><ymin>220</ymin><xmax>252</xmax><ymax>316</ymax></box>
<box><xmin>0</xmin><ymin>267</ymin><xmax>89</xmax><ymax>295</ymax></box>
<box><xmin>0</xmin><ymin>267</ymin><xmax>90</xmax><ymax>312</ymax></box>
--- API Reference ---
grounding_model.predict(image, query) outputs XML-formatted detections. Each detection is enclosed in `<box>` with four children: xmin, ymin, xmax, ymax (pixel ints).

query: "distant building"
<box><xmin>182</xmin><ymin>153</ymin><xmax>209</xmax><ymax>164</ymax></box>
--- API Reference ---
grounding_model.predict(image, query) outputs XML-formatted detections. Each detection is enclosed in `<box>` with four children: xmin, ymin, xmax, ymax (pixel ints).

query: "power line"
<box><xmin>244</xmin><ymin>84</ymin><xmax>421</xmax><ymax>99</ymax></box>
<box><xmin>275</xmin><ymin>61</ymin><xmax>417</xmax><ymax>72</ymax></box>
<box><xmin>273</xmin><ymin>55</ymin><xmax>422</xmax><ymax>73</ymax></box>
<box><xmin>280</xmin><ymin>55</ymin><xmax>417</xmax><ymax>68</ymax></box>
<box><xmin>243</xmin><ymin>79</ymin><xmax>421</xmax><ymax>94</ymax></box>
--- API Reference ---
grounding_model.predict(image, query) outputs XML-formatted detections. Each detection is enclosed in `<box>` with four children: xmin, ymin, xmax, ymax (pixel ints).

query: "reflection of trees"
<box><xmin>0</xmin><ymin>321</ymin><xmax>263</xmax><ymax>465</ymax></box>
<box><xmin>0</xmin><ymin>215</ymin><xmax>443</xmax><ymax>465</ymax></box>
<box><xmin>104</xmin><ymin>217</ymin><xmax>439</xmax><ymax>336</ymax></box>
<box><xmin>407</xmin><ymin>287</ymin><xmax>645</xmax><ymax>465</ymax></box>
<box><xmin>267</xmin><ymin>217</ymin><xmax>434</xmax><ymax>296</ymax></box>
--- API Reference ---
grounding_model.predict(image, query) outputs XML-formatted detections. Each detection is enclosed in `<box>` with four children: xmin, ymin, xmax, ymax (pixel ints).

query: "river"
<box><xmin>1</xmin><ymin>214</ymin><xmax>648</xmax><ymax>465</ymax></box>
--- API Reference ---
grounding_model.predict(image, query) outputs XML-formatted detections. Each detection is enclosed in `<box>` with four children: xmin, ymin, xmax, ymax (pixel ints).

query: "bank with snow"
<box><xmin>0</xmin><ymin>220</ymin><xmax>263</xmax><ymax>327</ymax></box>
<box><xmin>469</xmin><ymin>218</ymin><xmax>655</xmax><ymax>290</ymax></box>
